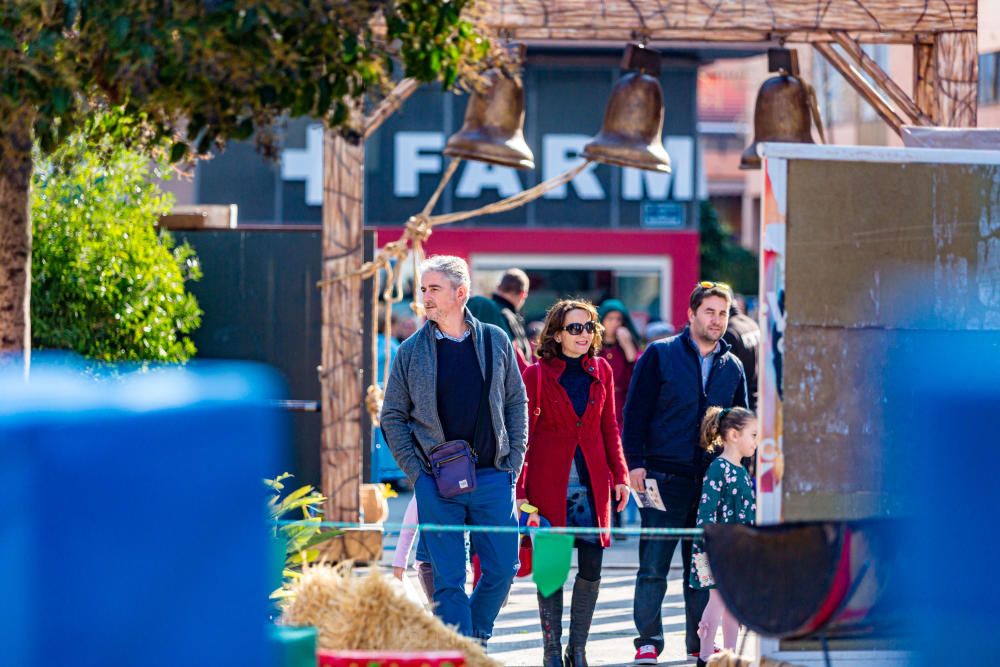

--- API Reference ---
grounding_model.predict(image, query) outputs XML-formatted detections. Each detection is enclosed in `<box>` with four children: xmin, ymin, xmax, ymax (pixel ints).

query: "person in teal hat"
<box><xmin>597</xmin><ymin>299</ymin><xmax>642</xmax><ymax>539</ymax></box>
<box><xmin>597</xmin><ymin>299</ymin><xmax>641</xmax><ymax>432</ymax></box>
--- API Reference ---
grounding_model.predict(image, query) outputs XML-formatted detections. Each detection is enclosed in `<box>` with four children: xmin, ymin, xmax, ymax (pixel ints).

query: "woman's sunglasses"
<box><xmin>561</xmin><ymin>321</ymin><xmax>600</xmax><ymax>336</ymax></box>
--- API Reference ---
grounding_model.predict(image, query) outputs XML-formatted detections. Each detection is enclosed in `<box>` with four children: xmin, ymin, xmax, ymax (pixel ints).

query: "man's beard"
<box><xmin>694</xmin><ymin>323</ymin><xmax>722</xmax><ymax>343</ymax></box>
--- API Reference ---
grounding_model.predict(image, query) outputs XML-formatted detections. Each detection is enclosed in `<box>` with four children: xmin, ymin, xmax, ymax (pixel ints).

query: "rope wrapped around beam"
<box><xmin>319</xmin><ymin>157</ymin><xmax>594</xmax><ymax>424</ymax></box>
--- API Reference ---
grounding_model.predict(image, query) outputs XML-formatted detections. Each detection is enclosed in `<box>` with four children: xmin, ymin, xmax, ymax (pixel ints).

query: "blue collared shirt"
<box><xmin>432</xmin><ymin>324</ymin><xmax>471</xmax><ymax>342</ymax></box>
<box><xmin>699</xmin><ymin>342</ymin><xmax>721</xmax><ymax>390</ymax></box>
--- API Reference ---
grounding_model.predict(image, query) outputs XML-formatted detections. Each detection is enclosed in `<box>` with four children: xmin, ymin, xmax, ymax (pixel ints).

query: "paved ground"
<box><xmin>381</xmin><ymin>491</ymin><xmax>756</xmax><ymax>666</ymax></box>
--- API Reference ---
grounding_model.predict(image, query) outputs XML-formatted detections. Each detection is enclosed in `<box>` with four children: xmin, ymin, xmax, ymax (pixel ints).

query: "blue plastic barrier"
<box><xmin>0</xmin><ymin>359</ymin><xmax>286</xmax><ymax>667</ymax></box>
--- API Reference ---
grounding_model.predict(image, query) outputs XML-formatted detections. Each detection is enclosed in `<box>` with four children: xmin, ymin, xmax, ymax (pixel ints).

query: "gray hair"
<box><xmin>419</xmin><ymin>255</ymin><xmax>471</xmax><ymax>301</ymax></box>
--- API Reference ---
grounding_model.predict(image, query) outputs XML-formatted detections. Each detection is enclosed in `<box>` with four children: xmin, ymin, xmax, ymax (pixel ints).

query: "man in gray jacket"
<box><xmin>381</xmin><ymin>255</ymin><xmax>528</xmax><ymax>644</ymax></box>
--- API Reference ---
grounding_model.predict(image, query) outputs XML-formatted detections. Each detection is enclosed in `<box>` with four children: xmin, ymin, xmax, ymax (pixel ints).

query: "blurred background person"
<box><xmin>392</xmin><ymin>313</ymin><xmax>419</xmax><ymax>344</ymax></box>
<box><xmin>373</xmin><ymin>307</ymin><xmax>404</xmax><ymax>483</ymax></box>
<box><xmin>468</xmin><ymin>268</ymin><xmax>532</xmax><ymax>371</ymax></box>
<box><xmin>526</xmin><ymin>320</ymin><xmax>544</xmax><ymax>357</ymax></box>
<box><xmin>597</xmin><ymin>299</ymin><xmax>641</xmax><ymax>429</ymax></box>
<box><xmin>722</xmin><ymin>299</ymin><xmax>759</xmax><ymax>412</ymax></box>
<box><xmin>644</xmin><ymin>320</ymin><xmax>675</xmax><ymax>344</ymax></box>
<box><xmin>598</xmin><ymin>299</ymin><xmax>642</xmax><ymax>536</ymax></box>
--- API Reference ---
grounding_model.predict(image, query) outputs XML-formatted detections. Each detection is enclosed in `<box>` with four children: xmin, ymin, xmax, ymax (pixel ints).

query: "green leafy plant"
<box><xmin>699</xmin><ymin>200</ymin><xmax>759</xmax><ymax>297</ymax></box>
<box><xmin>266</xmin><ymin>473</ymin><xmax>340</xmax><ymax>591</ymax></box>
<box><xmin>31</xmin><ymin>122</ymin><xmax>202</xmax><ymax>362</ymax></box>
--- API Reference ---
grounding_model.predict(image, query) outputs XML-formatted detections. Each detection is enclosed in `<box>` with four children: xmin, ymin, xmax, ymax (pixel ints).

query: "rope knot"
<box><xmin>405</xmin><ymin>215</ymin><xmax>433</xmax><ymax>244</ymax></box>
<box><xmin>365</xmin><ymin>384</ymin><xmax>384</xmax><ymax>426</ymax></box>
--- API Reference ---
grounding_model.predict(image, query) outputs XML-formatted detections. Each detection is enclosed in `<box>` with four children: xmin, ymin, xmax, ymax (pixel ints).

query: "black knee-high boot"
<box><xmin>565</xmin><ymin>575</ymin><xmax>600</xmax><ymax>667</ymax></box>
<box><xmin>537</xmin><ymin>589</ymin><xmax>564</xmax><ymax>667</ymax></box>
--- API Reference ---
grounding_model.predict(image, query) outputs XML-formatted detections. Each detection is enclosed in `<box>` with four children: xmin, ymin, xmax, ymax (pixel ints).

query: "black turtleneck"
<box><xmin>558</xmin><ymin>353</ymin><xmax>594</xmax><ymax>417</ymax></box>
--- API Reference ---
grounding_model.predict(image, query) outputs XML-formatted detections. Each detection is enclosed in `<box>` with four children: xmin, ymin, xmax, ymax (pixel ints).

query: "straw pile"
<box><xmin>707</xmin><ymin>651</ymin><xmax>753</xmax><ymax>666</ymax></box>
<box><xmin>279</xmin><ymin>564</ymin><xmax>500</xmax><ymax>667</ymax></box>
<box><xmin>708</xmin><ymin>652</ymin><xmax>803</xmax><ymax>667</ymax></box>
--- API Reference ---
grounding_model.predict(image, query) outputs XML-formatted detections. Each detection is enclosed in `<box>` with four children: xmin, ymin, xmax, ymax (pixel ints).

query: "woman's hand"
<box><xmin>615</xmin><ymin>483</ymin><xmax>631</xmax><ymax>512</ymax></box>
<box><xmin>617</xmin><ymin>326</ymin><xmax>638</xmax><ymax>362</ymax></box>
<box><xmin>517</xmin><ymin>498</ymin><xmax>541</xmax><ymax>526</ymax></box>
<box><xmin>393</xmin><ymin>566</ymin><xmax>405</xmax><ymax>580</ymax></box>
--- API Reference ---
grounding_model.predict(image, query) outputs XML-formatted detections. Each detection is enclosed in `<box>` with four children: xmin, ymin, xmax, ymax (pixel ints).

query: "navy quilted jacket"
<box><xmin>622</xmin><ymin>326</ymin><xmax>748</xmax><ymax>478</ymax></box>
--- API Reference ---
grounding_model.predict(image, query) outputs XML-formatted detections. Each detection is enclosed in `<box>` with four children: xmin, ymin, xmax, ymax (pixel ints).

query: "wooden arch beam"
<box><xmin>485</xmin><ymin>0</ymin><xmax>976</xmax><ymax>44</ymax></box>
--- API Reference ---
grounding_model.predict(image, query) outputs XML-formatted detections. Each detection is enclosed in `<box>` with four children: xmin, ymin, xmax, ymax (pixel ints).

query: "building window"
<box><xmin>979</xmin><ymin>52</ymin><xmax>999</xmax><ymax>106</ymax></box>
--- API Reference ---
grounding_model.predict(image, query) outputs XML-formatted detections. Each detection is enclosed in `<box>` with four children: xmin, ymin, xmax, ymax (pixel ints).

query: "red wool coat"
<box><xmin>516</xmin><ymin>355</ymin><xmax>630</xmax><ymax>547</ymax></box>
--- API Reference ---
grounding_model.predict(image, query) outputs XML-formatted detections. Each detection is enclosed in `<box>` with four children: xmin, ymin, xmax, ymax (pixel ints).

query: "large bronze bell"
<box><xmin>741</xmin><ymin>51</ymin><xmax>815</xmax><ymax>170</ymax></box>
<box><xmin>444</xmin><ymin>45</ymin><xmax>534</xmax><ymax>170</ymax></box>
<box><xmin>582</xmin><ymin>43</ymin><xmax>671</xmax><ymax>173</ymax></box>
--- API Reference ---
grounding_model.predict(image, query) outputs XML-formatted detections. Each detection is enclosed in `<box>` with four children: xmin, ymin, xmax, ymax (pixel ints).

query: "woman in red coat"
<box><xmin>516</xmin><ymin>299</ymin><xmax>630</xmax><ymax>667</ymax></box>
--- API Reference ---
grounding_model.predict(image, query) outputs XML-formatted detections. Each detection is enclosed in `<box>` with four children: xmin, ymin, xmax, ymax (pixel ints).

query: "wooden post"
<box><xmin>320</xmin><ymin>131</ymin><xmax>365</xmax><ymax>523</ymax></box>
<box><xmin>320</xmin><ymin>80</ymin><xmax>419</xmax><ymax>524</ymax></box>
<box><xmin>913</xmin><ymin>38</ymin><xmax>939</xmax><ymax>123</ymax></box>
<box><xmin>0</xmin><ymin>108</ymin><xmax>33</xmax><ymax>370</ymax></box>
<box><xmin>934</xmin><ymin>31</ymin><xmax>978</xmax><ymax>127</ymax></box>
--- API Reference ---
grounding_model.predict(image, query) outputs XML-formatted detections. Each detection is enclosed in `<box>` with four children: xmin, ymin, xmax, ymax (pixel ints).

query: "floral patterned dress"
<box><xmin>690</xmin><ymin>457</ymin><xmax>756</xmax><ymax>590</ymax></box>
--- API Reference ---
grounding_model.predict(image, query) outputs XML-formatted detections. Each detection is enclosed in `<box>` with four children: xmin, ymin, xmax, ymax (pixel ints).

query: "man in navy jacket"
<box><xmin>624</xmin><ymin>283</ymin><xmax>748</xmax><ymax>664</ymax></box>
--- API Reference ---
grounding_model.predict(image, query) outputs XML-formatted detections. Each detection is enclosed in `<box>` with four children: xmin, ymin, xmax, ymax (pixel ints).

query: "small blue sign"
<box><xmin>641</xmin><ymin>202</ymin><xmax>686</xmax><ymax>228</ymax></box>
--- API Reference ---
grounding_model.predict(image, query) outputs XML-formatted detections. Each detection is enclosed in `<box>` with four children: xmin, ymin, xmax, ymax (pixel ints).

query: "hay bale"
<box><xmin>279</xmin><ymin>564</ymin><xmax>500</xmax><ymax>667</ymax></box>
<box><xmin>758</xmin><ymin>658</ymin><xmax>805</xmax><ymax>667</ymax></box>
<box><xmin>706</xmin><ymin>650</ymin><xmax>804</xmax><ymax>667</ymax></box>
<box><xmin>707</xmin><ymin>650</ymin><xmax>753</xmax><ymax>666</ymax></box>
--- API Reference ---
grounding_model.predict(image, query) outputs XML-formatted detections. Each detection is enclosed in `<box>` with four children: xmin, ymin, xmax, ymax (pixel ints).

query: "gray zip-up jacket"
<box><xmin>380</xmin><ymin>310</ymin><xmax>528</xmax><ymax>484</ymax></box>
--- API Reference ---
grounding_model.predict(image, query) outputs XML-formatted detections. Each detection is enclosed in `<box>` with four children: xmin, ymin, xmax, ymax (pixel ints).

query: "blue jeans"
<box><xmin>415</xmin><ymin>467</ymin><xmax>518</xmax><ymax>641</ymax></box>
<box><xmin>633</xmin><ymin>471</ymin><xmax>708</xmax><ymax>655</ymax></box>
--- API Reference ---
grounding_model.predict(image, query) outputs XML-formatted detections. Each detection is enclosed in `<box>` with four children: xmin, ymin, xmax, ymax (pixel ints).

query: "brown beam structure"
<box><xmin>829</xmin><ymin>31</ymin><xmax>932</xmax><ymax>126</ymax></box>
<box><xmin>363</xmin><ymin>78</ymin><xmax>420</xmax><ymax>141</ymax></box>
<box><xmin>486</xmin><ymin>0</ymin><xmax>976</xmax><ymax>44</ymax></box>
<box><xmin>813</xmin><ymin>42</ymin><xmax>905</xmax><ymax>135</ymax></box>
<box><xmin>914</xmin><ymin>38</ymin><xmax>939</xmax><ymax>124</ymax></box>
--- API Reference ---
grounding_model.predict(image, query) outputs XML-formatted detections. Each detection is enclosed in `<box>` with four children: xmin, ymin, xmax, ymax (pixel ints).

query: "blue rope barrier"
<box><xmin>276</xmin><ymin>520</ymin><xmax>703</xmax><ymax>538</ymax></box>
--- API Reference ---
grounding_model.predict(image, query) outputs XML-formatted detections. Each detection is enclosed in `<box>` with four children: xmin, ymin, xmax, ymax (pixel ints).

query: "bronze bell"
<box><xmin>582</xmin><ymin>43</ymin><xmax>671</xmax><ymax>173</ymax></box>
<box><xmin>444</xmin><ymin>45</ymin><xmax>534</xmax><ymax>170</ymax></box>
<box><xmin>741</xmin><ymin>51</ymin><xmax>815</xmax><ymax>170</ymax></box>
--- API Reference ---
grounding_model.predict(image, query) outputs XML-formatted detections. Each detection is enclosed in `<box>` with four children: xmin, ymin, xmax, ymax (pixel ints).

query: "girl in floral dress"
<box><xmin>690</xmin><ymin>406</ymin><xmax>757</xmax><ymax>666</ymax></box>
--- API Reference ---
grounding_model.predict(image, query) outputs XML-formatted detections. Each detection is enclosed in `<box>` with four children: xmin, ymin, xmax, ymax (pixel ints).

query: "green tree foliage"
<box><xmin>699</xmin><ymin>200</ymin><xmax>759</xmax><ymax>297</ymax></box>
<box><xmin>1</xmin><ymin>0</ymin><xmax>490</xmax><ymax>159</ymax></box>
<box><xmin>31</xmin><ymin>129</ymin><xmax>202</xmax><ymax>362</ymax></box>
<box><xmin>1</xmin><ymin>1</ymin><xmax>490</xmax><ymax>357</ymax></box>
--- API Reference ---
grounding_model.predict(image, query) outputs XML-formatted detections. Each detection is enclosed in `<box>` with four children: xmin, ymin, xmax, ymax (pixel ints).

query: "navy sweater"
<box><xmin>558</xmin><ymin>353</ymin><xmax>593</xmax><ymax>417</ymax></box>
<box><xmin>436</xmin><ymin>336</ymin><xmax>497</xmax><ymax>468</ymax></box>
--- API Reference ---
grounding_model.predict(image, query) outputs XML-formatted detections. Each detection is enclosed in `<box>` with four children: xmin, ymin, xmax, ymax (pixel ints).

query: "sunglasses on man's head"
<box><xmin>698</xmin><ymin>280</ymin><xmax>731</xmax><ymax>290</ymax></box>
<box><xmin>561</xmin><ymin>321</ymin><xmax>599</xmax><ymax>335</ymax></box>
